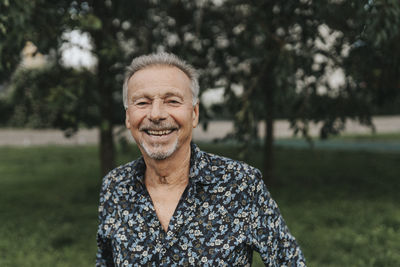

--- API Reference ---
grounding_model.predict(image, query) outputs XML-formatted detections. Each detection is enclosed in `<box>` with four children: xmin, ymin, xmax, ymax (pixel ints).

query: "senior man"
<box><xmin>96</xmin><ymin>52</ymin><xmax>306</xmax><ymax>266</ymax></box>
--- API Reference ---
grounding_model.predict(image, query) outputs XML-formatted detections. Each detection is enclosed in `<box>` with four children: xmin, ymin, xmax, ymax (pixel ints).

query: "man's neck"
<box><xmin>143</xmin><ymin>144</ymin><xmax>191</xmax><ymax>189</ymax></box>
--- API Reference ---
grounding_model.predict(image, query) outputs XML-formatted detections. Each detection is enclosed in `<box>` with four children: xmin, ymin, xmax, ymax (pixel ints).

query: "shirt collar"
<box><xmin>119</xmin><ymin>156</ymin><xmax>146</xmax><ymax>192</ymax></box>
<box><xmin>126</xmin><ymin>142</ymin><xmax>219</xmax><ymax>190</ymax></box>
<box><xmin>189</xmin><ymin>142</ymin><xmax>219</xmax><ymax>185</ymax></box>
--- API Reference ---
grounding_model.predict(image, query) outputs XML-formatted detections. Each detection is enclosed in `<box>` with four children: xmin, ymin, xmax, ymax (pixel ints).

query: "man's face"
<box><xmin>125</xmin><ymin>65</ymin><xmax>199</xmax><ymax>160</ymax></box>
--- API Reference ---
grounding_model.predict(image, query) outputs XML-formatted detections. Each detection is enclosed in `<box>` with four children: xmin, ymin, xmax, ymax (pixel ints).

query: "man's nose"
<box><xmin>149</xmin><ymin>100</ymin><xmax>167</xmax><ymax>121</ymax></box>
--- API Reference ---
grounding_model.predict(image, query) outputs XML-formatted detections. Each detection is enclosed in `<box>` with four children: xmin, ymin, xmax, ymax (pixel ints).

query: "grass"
<box><xmin>0</xmin><ymin>146</ymin><xmax>102</xmax><ymax>267</ymax></box>
<box><xmin>277</xmin><ymin>132</ymin><xmax>400</xmax><ymax>142</ymax></box>
<box><xmin>1</xmin><ymin>143</ymin><xmax>399</xmax><ymax>266</ymax></box>
<box><xmin>332</xmin><ymin>132</ymin><xmax>400</xmax><ymax>141</ymax></box>
<box><xmin>274</xmin><ymin>132</ymin><xmax>400</xmax><ymax>153</ymax></box>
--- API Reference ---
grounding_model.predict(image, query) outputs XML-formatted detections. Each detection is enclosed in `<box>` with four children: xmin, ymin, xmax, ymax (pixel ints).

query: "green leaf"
<box><xmin>80</xmin><ymin>14</ymin><xmax>102</xmax><ymax>30</ymax></box>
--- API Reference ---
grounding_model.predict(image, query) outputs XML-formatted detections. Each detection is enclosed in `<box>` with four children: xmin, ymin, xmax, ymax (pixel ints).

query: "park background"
<box><xmin>1</xmin><ymin>0</ymin><xmax>400</xmax><ymax>266</ymax></box>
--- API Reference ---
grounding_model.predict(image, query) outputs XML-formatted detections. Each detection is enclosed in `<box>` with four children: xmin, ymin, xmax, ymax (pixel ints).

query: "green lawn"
<box><xmin>1</xmin><ymin>144</ymin><xmax>399</xmax><ymax>266</ymax></box>
<box><xmin>332</xmin><ymin>132</ymin><xmax>400</xmax><ymax>141</ymax></box>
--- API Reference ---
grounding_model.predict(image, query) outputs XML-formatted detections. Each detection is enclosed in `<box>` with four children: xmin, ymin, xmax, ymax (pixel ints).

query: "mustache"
<box><xmin>139</xmin><ymin>122</ymin><xmax>178</xmax><ymax>131</ymax></box>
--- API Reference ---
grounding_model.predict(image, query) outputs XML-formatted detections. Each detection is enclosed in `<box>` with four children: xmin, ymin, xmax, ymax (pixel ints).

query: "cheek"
<box><xmin>126</xmin><ymin>110</ymin><xmax>145</xmax><ymax>128</ymax></box>
<box><xmin>174</xmin><ymin>108</ymin><xmax>194</xmax><ymax>125</ymax></box>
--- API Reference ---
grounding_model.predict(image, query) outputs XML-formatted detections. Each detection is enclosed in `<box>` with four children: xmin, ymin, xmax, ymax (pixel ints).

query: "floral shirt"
<box><xmin>96</xmin><ymin>143</ymin><xmax>306</xmax><ymax>266</ymax></box>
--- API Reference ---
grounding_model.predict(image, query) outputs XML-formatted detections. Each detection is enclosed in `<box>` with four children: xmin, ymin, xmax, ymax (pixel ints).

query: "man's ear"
<box><xmin>192</xmin><ymin>102</ymin><xmax>199</xmax><ymax>128</ymax></box>
<box><xmin>125</xmin><ymin>109</ymin><xmax>131</xmax><ymax>129</ymax></box>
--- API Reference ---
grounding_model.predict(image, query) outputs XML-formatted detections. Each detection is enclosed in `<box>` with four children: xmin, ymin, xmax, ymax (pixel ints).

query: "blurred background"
<box><xmin>1</xmin><ymin>0</ymin><xmax>399</xmax><ymax>266</ymax></box>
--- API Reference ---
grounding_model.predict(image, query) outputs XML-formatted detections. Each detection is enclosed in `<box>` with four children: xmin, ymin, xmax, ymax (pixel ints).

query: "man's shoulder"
<box><xmin>198</xmin><ymin>148</ymin><xmax>263</xmax><ymax>186</ymax></box>
<box><xmin>100</xmin><ymin>158</ymin><xmax>143</xmax><ymax>191</ymax></box>
<box><xmin>196</xmin><ymin>149</ymin><xmax>268</xmax><ymax>203</ymax></box>
<box><xmin>203</xmin><ymin>150</ymin><xmax>261</xmax><ymax>174</ymax></box>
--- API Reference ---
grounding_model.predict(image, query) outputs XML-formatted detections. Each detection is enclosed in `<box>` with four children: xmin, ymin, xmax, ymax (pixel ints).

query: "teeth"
<box><xmin>147</xmin><ymin>130</ymin><xmax>173</xmax><ymax>136</ymax></box>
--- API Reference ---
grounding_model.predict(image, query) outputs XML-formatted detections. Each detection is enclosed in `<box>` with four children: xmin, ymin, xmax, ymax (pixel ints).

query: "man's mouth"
<box><xmin>143</xmin><ymin>129</ymin><xmax>176</xmax><ymax>136</ymax></box>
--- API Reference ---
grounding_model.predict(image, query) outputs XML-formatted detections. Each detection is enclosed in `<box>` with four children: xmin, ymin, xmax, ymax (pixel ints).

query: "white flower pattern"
<box><xmin>96</xmin><ymin>143</ymin><xmax>306</xmax><ymax>266</ymax></box>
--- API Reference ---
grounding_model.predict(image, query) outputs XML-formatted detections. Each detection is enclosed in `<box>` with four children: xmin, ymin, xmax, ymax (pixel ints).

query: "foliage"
<box><xmin>4</xmin><ymin>65</ymin><xmax>99</xmax><ymax>132</ymax></box>
<box><xmin>0</xmin><ymin>0</ymin><xmax>35</xmax><ymax>83</ymax></box>
<box><xmin>193</xmin><ymin>0</ymin><xmax>335</xmax><ymax>182</ymax></box>
<box><xmin>288</xmin><ymin>0</ymin><xmax>400</xmax><ymax>139</ymax></box>
<box><xmin>201</xmin><ymin>0</ymin><xmax>400</xmax><ymax>152</ymax></box>
<box><xmin>182</xmin><ymin>0</ymin><xmax>400</xmax><ymax>183</ymax></box>
<box><xmin>1</xmin><ymin>144</ymin><xmax>399</xmax><ymax>266</ymax></box>
<box><xmin>1</xmin><ymin>0</ymin><xmax>221</xmax><ymax>174</ymax></box>
<box><xmin>286</xmin><ymin>0</ymin><xmax>400</xmax><ymax>137</ymax></box>
<box><xmin>343</xmin><ymin>0</ymin><xmax>400</xmax><ymax>115</ymax></box>
<box><xmin>203</xmin><ymin>0</ymin><xmax>319</xmax><ymax>137</ymax></box>
<box><xmin>0</xmin><ymin>0</ymin><xmax>36</xmax><ymax>126</ymax></box>
<box><xmin>2</xmin><ymin>0</ymin><xmax>400</xmax><ymax>177</ymax></box>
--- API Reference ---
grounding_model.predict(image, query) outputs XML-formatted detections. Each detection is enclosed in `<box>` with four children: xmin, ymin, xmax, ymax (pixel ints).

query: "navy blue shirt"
<box><xmin>96</xmin><ymin>143</ymin><xmax>306</xmax><ymax>266</ymax></box>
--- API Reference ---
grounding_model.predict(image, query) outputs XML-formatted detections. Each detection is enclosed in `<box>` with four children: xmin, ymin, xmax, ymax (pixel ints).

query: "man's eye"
<box><xmin>167</xmin><ymin>99</ymin><xmax>181</xmax><ymax>104</ymax></box>
<box><xmin>136</xmin><ymin>101</ymin><xmax>149</xmax><ymax>106</ymax></box>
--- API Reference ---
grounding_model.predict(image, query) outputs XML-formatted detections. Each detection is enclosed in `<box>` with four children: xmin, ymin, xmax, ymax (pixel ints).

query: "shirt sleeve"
<box><xmin>96</xmin><ymin>174</ymin><xmax>115</xmax><ymax>267</ymax></box>
<box><xmin>248</xmin><ymin>172</ymin><xmax>306</xmax><ymax>267</ymax></box>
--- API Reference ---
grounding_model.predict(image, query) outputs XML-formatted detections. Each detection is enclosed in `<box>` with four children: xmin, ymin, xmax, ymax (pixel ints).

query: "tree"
<box><xmin>0</xmin><ymin>0</ymin><xmax>36</xmax><ymax>122</ymax></box>
<box><xmin>199</xmin><ymin>0</ymin><xmax>323</xmax><ymax>184</ymax></box>
<box><xmin>343</xmin><ymin>0</ymin><xmax>400</xmax><ymax>116</ymax></box>
<box><xmin>3</xmin><ymin>0</ymin><xmax>212</xmax><ymax>176</ymax></box>
<box><xmin>0</xmin><ymin>0</ymin><xmax>35</xmax><ymax>82</ymax></box>
<box><xmin>27</xmin><ymin>0</ymin><xmax>171</xmax><ymax>175</ymax></box>
<box><xmin>6</xmin><ymin>65</ymin><xmax>97</xmax><ymax>131</ymax></box>
<box><xmin>4</xmin><ymin>0</ymin><xmax>399</xmax><ymax>182</ymax></box>
<box><xmin>197</xmin><ymin>0</ymin><xmax>400</xmax><ymax>185</ymax></box>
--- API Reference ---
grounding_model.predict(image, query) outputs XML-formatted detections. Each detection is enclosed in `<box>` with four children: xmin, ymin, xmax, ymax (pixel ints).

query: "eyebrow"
<box><xmin>130</xmin><ymin>91</ymin><xmax>185</xmax><ymax>101</ymax></box>
<box><xmin>164</xmin><ymin>92</ymin><xmax>184</xmax><ymax>99</ymax></box>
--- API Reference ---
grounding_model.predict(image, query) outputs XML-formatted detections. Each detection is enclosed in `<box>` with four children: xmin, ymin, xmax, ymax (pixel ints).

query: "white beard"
<box><xmin>139</xmin><ymin>138</ymin><xmax>179</xmax><ymax>160</ymax></box>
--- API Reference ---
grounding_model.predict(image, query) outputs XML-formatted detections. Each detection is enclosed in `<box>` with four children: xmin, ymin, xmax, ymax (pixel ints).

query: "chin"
<box><xmin>140</xmin><ymin>139</ymin><xmax>179</xmax><ymax>160</ymax></box>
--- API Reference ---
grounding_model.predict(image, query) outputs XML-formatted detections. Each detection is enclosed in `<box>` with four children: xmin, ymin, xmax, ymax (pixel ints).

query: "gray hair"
<box><xmin>123</xmin><ymin>52</ymin><xmax>199</xmax><ymax>109</ymax></box>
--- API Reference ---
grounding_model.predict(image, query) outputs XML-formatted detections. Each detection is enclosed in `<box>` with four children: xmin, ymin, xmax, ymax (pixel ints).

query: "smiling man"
<box><xmin>96</xmin><ymin>53</ymin><xmax>306</xmax><ymax>266</ymax></box>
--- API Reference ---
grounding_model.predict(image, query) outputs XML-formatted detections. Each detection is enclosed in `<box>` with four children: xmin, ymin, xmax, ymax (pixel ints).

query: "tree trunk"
<box><xmin>263</xmin><ymin>77</ymin><xmax>275</xmax><ymax>186</ymax></box>
<box><xmin>97</xmin><ymin>55</ymin><xmax>116</xmax><ymax>176</ymax></box>
<box><xmin>264</xmin><ymin>111</ymin><xmax>274</xmax><ymax>186</ymax></box>
<box><xmin>99</xmin><ymin>112</ymin><xmax>115</xmax><ymax>177</ymax></box>
<box><xmin>92</xmin><ymin>2</ymin><xmax>116</xmax><ymax>177</ymax></box>
<box><xmin>97</xmin><ymin>53</ymin><xmax>116</xmax><ymax>177</ymax></box>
